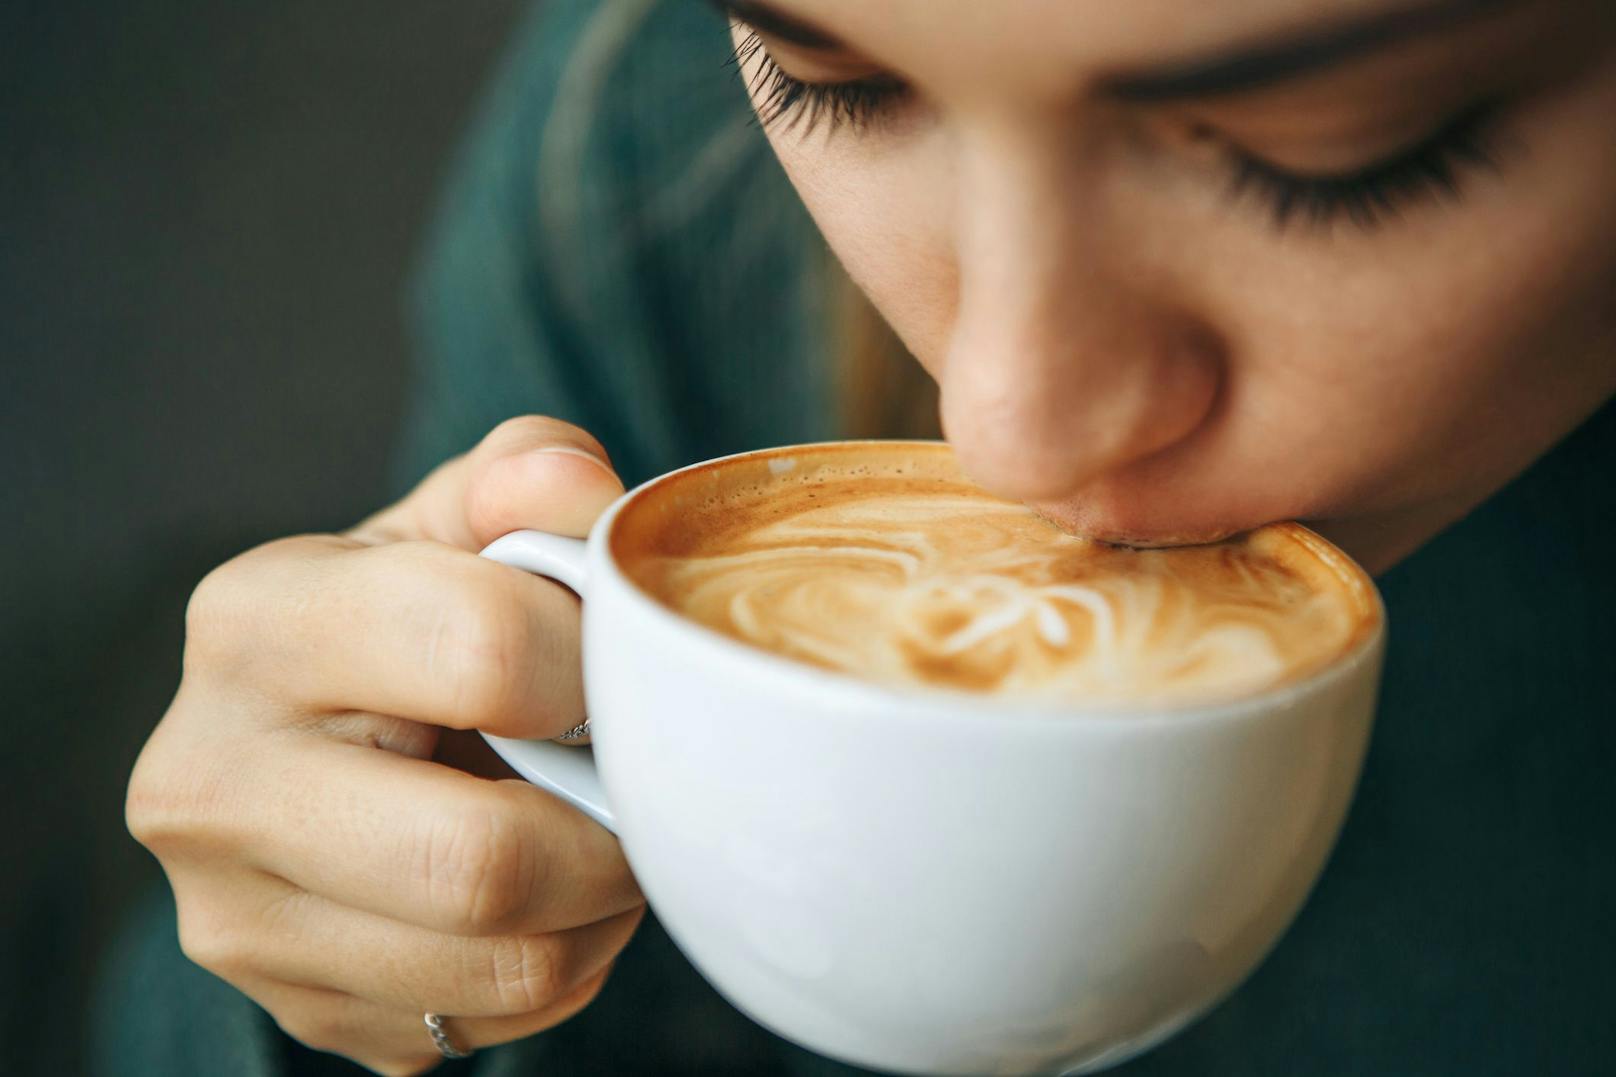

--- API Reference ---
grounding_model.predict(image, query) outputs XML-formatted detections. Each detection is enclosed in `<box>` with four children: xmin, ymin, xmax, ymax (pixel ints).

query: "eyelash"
<box><xmin>1229</xmin><ymin>104</ymin><xmax>1500</xmax><ymax>229</ymax></box>
<box><xmin>734</xmin><ymin>31</ymin><xmax>907</xmax><ymax>132</ymax></box>
<box><xmin>733</xmin><ymin>29</ymin><xmax>1503</xmax><ymax>231</ymax></box>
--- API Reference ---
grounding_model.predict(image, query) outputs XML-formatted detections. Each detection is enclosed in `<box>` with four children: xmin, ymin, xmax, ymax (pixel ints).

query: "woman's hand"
<box><xmin>126</xmin><ymin>417</ymin><xmax>645</xmax><ymax>1075</ymax></box>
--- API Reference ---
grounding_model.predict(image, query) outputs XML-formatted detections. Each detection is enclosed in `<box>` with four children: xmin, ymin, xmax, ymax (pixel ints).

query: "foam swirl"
<box><xmin>623</xmin><ymin>463</ymin><xmax>1368</xmax><ymax>704</ymax></box>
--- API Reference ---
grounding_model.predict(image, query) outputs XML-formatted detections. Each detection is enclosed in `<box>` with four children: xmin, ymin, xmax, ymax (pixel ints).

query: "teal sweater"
<box><xmin>93</xmin><ymin>2</ymin><xmax>1616</xmax><ymax>1073</ymax></box>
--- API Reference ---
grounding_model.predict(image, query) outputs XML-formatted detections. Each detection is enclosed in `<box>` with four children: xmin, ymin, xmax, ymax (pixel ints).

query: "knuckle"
<box><xmin>462</xmin><ymin>466</ymin><xmax>514</xmax><ymax>544</ymax></box>
<box><xmin>125</xmin><ymin>689</ymin><xmax>247</xmax><ymax>858</ymax></box>
<box><xmin>182</xmin><ymin>536</ymin><xmax>322</xmax><ymax>676</ymax></box>
<box><xmin>174</xmin><ymin>905</ymin><xmax>250</xmax><ymax>982</ymax></box>
<box><xmin>427</xmin><ymin>802</ymin><xmax>537</xmax><ymax>935</ymax></box>
<box><xmin>124</xmin><ymin>747</ymin><xmax>171</xmax><ymax>850</ymax></box>
<box><xmin>442</xmin><ymin>577</ymin><xmax>538</xmax><ymax>729</ymax></box>
<box><xmin>366</xmin><ymin>541</ymin><xmax>542</xmax><ymax>729</ymax></box>
<box><xmin>124</xmin><ymin>767</ymin><xmax>176</xmax><ymax>852</ymax></box>
<box><xmin>125</xmin><ymin>729</ymin><xmax>208</xmax><ymax>855</ymax></box>
<box><xmin>488</xmin><ymin>933</ymin><xmax>568</xmax><ymax>1014</ymax></box>
<box><xmin>182</xmin><ymin>558</ymin><xmax>249</xmax><ymax>669</ymax></box>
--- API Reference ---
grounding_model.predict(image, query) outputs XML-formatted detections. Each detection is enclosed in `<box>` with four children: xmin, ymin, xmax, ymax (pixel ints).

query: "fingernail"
<box><xmin>534</xmin><ymin>445</ymin><xmax>614</xmax><ymax>475</ymax></box>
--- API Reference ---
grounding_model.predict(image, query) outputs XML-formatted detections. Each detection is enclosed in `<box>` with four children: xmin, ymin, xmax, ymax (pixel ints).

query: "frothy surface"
<box><xmin>616</xmin><ymin>445</ymin><xmax>1376</xmax><ymax>705</ymax></box>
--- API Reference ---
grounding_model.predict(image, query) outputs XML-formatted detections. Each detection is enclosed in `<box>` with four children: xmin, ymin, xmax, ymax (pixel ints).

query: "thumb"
<box><xmin>350</xmin><ymin>416</ymin><xmax>626</xmax><ymax>550</ymax></box>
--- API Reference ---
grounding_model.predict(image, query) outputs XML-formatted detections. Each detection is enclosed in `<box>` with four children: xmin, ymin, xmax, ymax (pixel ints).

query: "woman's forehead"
<box><xmin>737</xmin><ymin>0</ymin><xmax>1522</xmax><ymax>87</ymax></box>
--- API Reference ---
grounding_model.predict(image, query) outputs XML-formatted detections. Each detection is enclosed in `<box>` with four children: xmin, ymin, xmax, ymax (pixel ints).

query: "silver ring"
<box><xmin>555</xmin><ymin>718</ymin><xmax>591</xmax><ymax>742</ymax></box>
<box><xmin>424</xmin><ymin>1012</ymin><xmax>473</xmax><ymax>1060</ymax></box>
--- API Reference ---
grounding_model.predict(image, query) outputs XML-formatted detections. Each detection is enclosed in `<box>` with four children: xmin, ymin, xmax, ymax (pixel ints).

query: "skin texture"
<box><xmin>731</xmin><ymin>0</ymin><xmax>1616</xmax><ymax>572</ymax></box>
<box><xmin>128</xmin><ymin>419</ymin><xmax>647</xmax><ymax>1075</ymax></box>
<box><xmin>128</xmin><ymin>3</ymin><xmax>1616</xmax><ymax>1071</ymax></box>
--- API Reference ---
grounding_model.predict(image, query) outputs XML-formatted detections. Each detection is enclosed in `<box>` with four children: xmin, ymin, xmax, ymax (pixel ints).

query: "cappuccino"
<box><xmin>615</xmin><ymin>443</ymin><xmax>1377</xmax><ymax>705</ymax></box>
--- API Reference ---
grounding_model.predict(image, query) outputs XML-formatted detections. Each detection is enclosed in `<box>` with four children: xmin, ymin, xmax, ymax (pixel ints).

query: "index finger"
<box><xmin>211</xmin><ymin>535</ymin><xmax>586</xmax><ymax>739</ymax></box>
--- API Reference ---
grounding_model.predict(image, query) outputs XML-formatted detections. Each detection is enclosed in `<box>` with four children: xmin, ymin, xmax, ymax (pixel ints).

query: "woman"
<box><xmin>101</xmin><ymin>0</ymin><xmax>1615</xmax><ymax>1073</ymax></box>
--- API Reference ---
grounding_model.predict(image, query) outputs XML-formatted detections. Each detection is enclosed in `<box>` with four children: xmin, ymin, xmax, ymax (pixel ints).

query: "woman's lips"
<box><xmin>1027</xmin><ymin>499</ymin><xmax>1251</xmax><ymax>548</ymax></box>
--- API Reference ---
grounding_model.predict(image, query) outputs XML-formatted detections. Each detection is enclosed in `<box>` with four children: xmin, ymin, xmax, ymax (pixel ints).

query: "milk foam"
<box><xmin>620</xmin><ymin>453</ymin><xmax>1369</xmax><ymax>704</ymax></box>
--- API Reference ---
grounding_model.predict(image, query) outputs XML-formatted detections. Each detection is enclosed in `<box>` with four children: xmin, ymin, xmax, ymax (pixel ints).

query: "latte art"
<box><xmin>616</xmin><ymin>446</ymin><xmax>1374</xmax><ymax>704</ymax></box>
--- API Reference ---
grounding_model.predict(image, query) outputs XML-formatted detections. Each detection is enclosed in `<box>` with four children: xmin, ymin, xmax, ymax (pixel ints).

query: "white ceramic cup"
<box><xmin>477</xmin><ymin>441</ymin><xmax>1385</xmax><ymax>1076</ymax></box>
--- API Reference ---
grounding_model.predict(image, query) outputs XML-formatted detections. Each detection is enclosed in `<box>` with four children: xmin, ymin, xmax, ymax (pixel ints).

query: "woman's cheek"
<box><xmin>1300</xmin><ymin>79</ymin><xmax>1616</xmax><ymax>515</ymax></box>
<box><xmin>768</xmin><ymin>129</ymin><xmax>961</xmax><ymax>366</ymax></box>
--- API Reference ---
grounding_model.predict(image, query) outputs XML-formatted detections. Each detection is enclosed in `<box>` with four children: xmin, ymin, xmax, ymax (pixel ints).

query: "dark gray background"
<box><xmin>2</xmin><ymin>3</ymin><xmax>525</xmax><ymax>1073</ymax></box>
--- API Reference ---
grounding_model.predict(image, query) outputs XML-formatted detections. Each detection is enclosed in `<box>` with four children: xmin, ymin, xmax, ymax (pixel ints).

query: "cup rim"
<box><xmin>589</xmin><ymin>439</ymin><xmax>1387</xmax><ymax>728</ymax></box>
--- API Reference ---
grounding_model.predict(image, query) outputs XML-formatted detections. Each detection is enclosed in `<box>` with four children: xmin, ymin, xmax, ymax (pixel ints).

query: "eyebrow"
<box><xmin>714</xmin><ymin>0</ymin><xmax>843</xmax><ymax>51</ymax></box>
<box><xmin>716</xmin><ymin>0</ymin><xmax>1523</xmax><ymax>100</ymax></box>
<box><xmin>1102</xmin><ymin>0</ymin><xmax>1520</xmax><ymax>101</ymax></box>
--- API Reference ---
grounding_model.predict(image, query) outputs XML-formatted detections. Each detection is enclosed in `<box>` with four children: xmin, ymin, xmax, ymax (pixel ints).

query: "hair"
<box><xmin>536</xmin><ymin>0</ymin><xmax>940</xmax><ymax>443</ymax></box>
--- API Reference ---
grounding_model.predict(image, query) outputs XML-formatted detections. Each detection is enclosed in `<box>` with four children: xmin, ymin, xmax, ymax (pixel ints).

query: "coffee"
<box><xmin>614</xmin><ymin>443</ymin><xmax>1378</xmax><ymax>705</ymax></box>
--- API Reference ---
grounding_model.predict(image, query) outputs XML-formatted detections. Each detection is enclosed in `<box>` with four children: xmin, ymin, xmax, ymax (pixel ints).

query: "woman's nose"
<box><xmin>938</xmin><ymin>125</ymin><xmax>1222</xmax><ymax>503</ymax></box>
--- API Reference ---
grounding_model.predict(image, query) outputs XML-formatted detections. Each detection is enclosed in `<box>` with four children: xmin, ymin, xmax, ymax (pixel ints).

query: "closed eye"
<box><xmin>1226</xmin><ymin>102</ymin><xmax>1501</xmax><ymax>229</ymax></box>
<box><xmin>732</xmin><ymin>30</ymin><xmax>909</xmax><ymax>132</ymax></box>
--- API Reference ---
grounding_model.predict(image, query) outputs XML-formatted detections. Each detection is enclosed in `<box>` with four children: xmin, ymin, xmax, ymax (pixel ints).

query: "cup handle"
<box><xmin>477</xmin><ymin>530</ymin><xmax>616</xmax><ymax>833</ymax></box>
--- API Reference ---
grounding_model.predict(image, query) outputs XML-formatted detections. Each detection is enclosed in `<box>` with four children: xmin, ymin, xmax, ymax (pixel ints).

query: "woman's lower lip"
<box><xmin>1085</xmin><ymin>528</ymin><xmax>1245</xmax><ymax>548</ymax></box>
<box><xmin>1027</xmin><ymin>502</ymin><xmax>1248</xmax><ymax>547</ymax></box>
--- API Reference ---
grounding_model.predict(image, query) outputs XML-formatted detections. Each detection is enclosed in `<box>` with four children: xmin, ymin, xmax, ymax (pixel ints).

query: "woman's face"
<box><xmin>724</xmin><ymin>0</ymin><xmax>1616</xmax><ymax>573</ymax></box>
